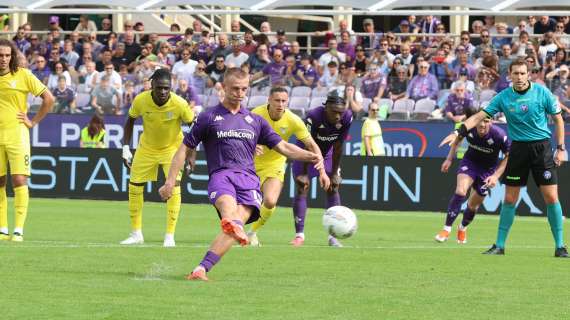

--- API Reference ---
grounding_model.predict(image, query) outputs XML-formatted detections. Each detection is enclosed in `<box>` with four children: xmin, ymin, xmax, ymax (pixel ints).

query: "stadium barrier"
<box><xmin>18</xmin><ymin>147</ymin><xmax>570</xmax><ymax>217</ymax></box>
<box><xmin>32</xmin><ymin>114</ymin><xmax>570</xmax><ymax>158</ymax></box>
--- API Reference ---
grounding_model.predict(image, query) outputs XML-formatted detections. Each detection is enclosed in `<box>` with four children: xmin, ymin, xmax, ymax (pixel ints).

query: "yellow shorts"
<box><xmin>0</xmin><ymin>126</ymin><xmax>31</xmax><ymax>176</ymax></box>
<box><xmin>130</xmin><ymin>146</ymin><xmax>182</xmax><ymax>183</ymax></box>
<box><xmin>256</xmin><ymin>165</ymin><xmax>286</xmax><ymax>185</ymax></box>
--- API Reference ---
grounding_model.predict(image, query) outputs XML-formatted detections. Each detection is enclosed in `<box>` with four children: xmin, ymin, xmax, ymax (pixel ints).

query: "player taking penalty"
<box><xmin>0</xmin><ymin>39</ymin><xmax>54</xmax><ymax>241</ymax></box>
<box><xmin>247</xmin><ymin>86</ymin><xmax>330</xmax><ymax>246</ymax></box>
<box><xmin>441</xmin><ymin>59</ymin><xmax>568</xmax><ymax>257</ymax></box>
<box><xmin>120</xmin><ymin>69</ymin><xmax>194</xmax><ymax>247</ymax></box>
<box><xmin>436</xmin><ymin>107</ymin><xmax>510</xmax><ymax>243</ymax></box>
<box><xmin>159</xmin><ymin>68</ymin><xmax>323</xmax><ymax>281</ymax></box>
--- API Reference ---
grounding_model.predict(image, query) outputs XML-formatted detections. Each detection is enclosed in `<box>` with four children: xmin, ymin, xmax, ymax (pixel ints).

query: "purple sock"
<box><xmin>461</xmin><ymin>207</ymin><xmax>476</xmax><ymax>227</ymax></box>
<box><xmin>445</xmin><ymin>193</ymin><xmax>466</xmax><ymax>227</ymax></box>
<box><xmin>293</xmin><ymin>194</ymin><xmax>307</xmax><ymax>233</ymax></box>
<box><xmin>326</xmin><ymin>192</ymin><xmax>341</xmax><ymax>208</ymax></box>
<box><xmin>232</xmin><ymin>219</ymin><xmax>243</xmax><ymax>227</ymax></box>
<box><xmin>199</xmin><ymin>250</ymin><xmax>221</xmax><ymax>272</ymax></box>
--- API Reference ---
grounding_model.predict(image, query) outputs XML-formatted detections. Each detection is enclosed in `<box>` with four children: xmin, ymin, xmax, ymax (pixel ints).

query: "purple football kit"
<box><xmin>458</xmin><ymin>125</ymin><xmax>511</xmax><ymax>196</ymax></box>
<box><xmin>292</xmin><ymin>106</ymin><xmax>353</xmax><ymax>178</ymax></box>
<box><xmin>183</xmin><ymin>103</ymin><xmax>282</xmax><ymax>223</ymax></box>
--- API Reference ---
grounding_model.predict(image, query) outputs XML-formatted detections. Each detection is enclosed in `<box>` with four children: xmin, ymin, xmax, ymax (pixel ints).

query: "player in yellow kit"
<box><xmin>0</xmin><ymin>39</ymin><xmax>54</xmax><ymax>242</ymax></box>
<box><xmin>247</xmin><ymin>86</ymin><xmax>330</xmax><ymax>246</ymax></box>
<box><xmin>120</xmin><ymin>69</ymin><xmax>194</xmax><ymax>247</ymax></box>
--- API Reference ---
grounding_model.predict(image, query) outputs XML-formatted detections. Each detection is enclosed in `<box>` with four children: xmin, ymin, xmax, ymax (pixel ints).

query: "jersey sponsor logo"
<box><xmin>216</xmin><ymin>129</ymin><xmax>255</xmax><ymax>140</ymax></box>
<box><xmin>214</xmin><ymin>115</ymin><xmax>224</xmax><ymax>122</ymax></box>
<box><xmin>316</xmin><ymin>133</ymin><xmax>340</xmax><ymax>142</ymax></box>
<box><xmin>506</xmin><ymin>175</ymin><xmax>521</xmax><ymax>180</ymax></box>
<box><xmin>543</xmin><ymin>170</ymin><xmax>552</xmax><ymax>180</ymax></box>
<box><xmin>468</xmin><ymin>143</ymin><xmax>493</xmax><ymax>154</ymax></box>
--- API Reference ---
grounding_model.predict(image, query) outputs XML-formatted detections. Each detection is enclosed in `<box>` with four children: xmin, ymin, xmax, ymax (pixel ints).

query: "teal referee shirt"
<box><xmin>483</xmin><ymin>82</ymin><xmax>561</xmax><ymax>142</ymax></box>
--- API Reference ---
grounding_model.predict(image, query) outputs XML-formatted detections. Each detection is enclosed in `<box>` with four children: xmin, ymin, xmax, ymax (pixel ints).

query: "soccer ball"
<box><xmin>322</xmin><ymin>206</ymin><xmax>358</xmax><ymax>239</ymax></box>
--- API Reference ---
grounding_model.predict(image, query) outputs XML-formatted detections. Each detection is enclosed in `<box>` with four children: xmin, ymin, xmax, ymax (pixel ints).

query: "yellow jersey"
<box><xmin>0</xmin><ymin>68</ymin><xmax>47</xmax><ymax>130</ymax></box>
<box><xmin>252</xmin><ymin>104</ymin><xmax>310</xmax><ymax>169</ymax></box>
<box><xmin>128</xmin><ymin>91</ymin><xmax>194</xmax><ymax>151</ymax></box>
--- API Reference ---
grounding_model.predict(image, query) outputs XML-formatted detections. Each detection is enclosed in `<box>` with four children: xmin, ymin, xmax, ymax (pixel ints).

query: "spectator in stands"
<box><xmin>444</xmin><ymin>81</ymin><xmax>473</xmax><ymax>123</ymax></box>
<box><xmin>407</xmin><ymin>61</ymin><xmax>439</xmax><ymax>101</ymax></box>
<box><xmin>470</xmin><ymin>20</ymin><xmax>484</xmax><ymax>46</ymax></box>
<box><xmin>135</xmin><ymin>58</ymin><xmax>158</xmax><ymax>83</ymax></box>
<box><xmin>530</xmin><ymin>65</ymin><xmax>545</xmax><ymax>85</ymax></box>
<box><xmin>451</xmin><ymin>50</ymin><xmax>476</xmax><ymax>80</ymax></box>
<box><xmin>345</xmin><ymin>84</ymin><xmax>365</xmax><ymax>120</ymax></box>
<box><xmin>388</xmin><ymin>57</ymin><xmax>404</xmax><ymax>79</ymax></box>
<box><xmin>545</xmin><ymin>63</ymin><xmax>570</xmax><ymax>93</ymax></box>
<box><xmin>458</xmin><ymin>31</ymin><xmax>476</xmax><ymax>58</ymax></box>
<box><xmin>385</xmin><ymin>32</ymin><xmax>400</xmax><ymax>55</ymax></box>
<box><xmin>252</xmin><ymin>49</ymin><xmax>287</xmax><ymax>86</ymax></box>
<box><xmin>191</xmin><ymin>20</ymin><xmax>204</xmax><ymax>43</ymax></box>
<box><xmin>86</xmin><ymin>32</ymin><xmax>105</xmax><ymax>58</ymax></box>
<box><xmin>483</xmin><ymin>16</ymin><xmax>497</xmax><ymax>34</ymax></box>
<box><xmin>247</xmin><ymin>43</ymin><xmax>271</xmax><ymax>73</ymax></box>
<box><xmin>172</xmin><ymin>48</ymin><xmax>198</xmax><ymax>82</ymax></box>
<box><xmin>560</xmin><ymin>16</ymin><xmax>570</xmax><ymax>33</ymax></box>
<box><xmin>419</xmin><ymin>15</ymin><xmax>440</xmax><ymax>35</ymax></box>
<box><xmin>166</xmin><ymin>24</ymin><xmax>183</xmax><ymax>46</ymax></box>
<box><xmin>292</xmin><ymin>54</ymin><xmax>317</xmax><ymax>87</ymax></box>
<box><xmin>513</xmin><ymin>19</ymin><xmax>532</xmax><ymax>35</ymax></box>
<box><xmin>13</xmin><ymin>26</ymin><xmax>30</xmax><ymax>54</ymax></box>
<box><xmin>80</xmin><ymin>42</ymin><xmax>95</xmax><ymax>64</ymax></box>
<box><xmin>48</xmin><ymin>47</ymin><xmax>66</xmax><ymax>70</ymax></box>
<box><xmin>135</xmin><ymin>43</ymin><xmax>157</xmax><ymax>63</ymax></box>
<box><xmin>358</xmin><ymin>19</ymin><xmax>381</xmax><ymax>51</ymax></box>
<box><xmin>534</xmin><ymin>16</ymin><xmax>556</xmax><ymax>34</ymax></box>
<box><xmin>212</xmin><ymin>34</ymin><xmax>232</xmax><ymax>59</ymax></box>
<box><xmin>376</xmin><ymin>38</ymin><xmax>395</xmax><ymax>66</ymax></box>
<box><xmin>97</xmin><ymin>18</ymin><xmax>113</xmax><ymax>44</ymax></box>
<box><xmin>190</xmin><ymin>62</ymin><xmax>209</xmax><ymax>94</ymax></box>
<box><xmin>80</xmin><ymin>115</ymin><xmax>106</xmax><ymax>148</ymax></box>
<box><xmin>338</xmin><ymin>31</ymin><xmax>355</xmax><ymax>62</ymax></box>
<box><xmin>52</xmin><ymin>76</ymin><xmax>77</xmax><ymax>114</ymax></box>
<box><xmin>25</xmin><ymin>34</ymin><xmax>41</xmax><ymax>58</ymax></box>
<box><xmin>335</xmin><ymin>19</ymin><xmax>356</xmax><ymax>45</ymax></box>
<box><xmin>112</xmin><ymin>43</ymin><xmax>129</xmax><ymax>69</ymax></box>
<box><xmin>512</xmin><ymin>31</ymin><xmax>532</xmax><ymax>58</ymax></box>
<box><xmin>32</xmin><ymin>56</ymin><xmax>50</xmax><ymax>84</ymax></box>
<box><xmin>476</xmin><ymin>55</ymin><xmax>500</xmax><ymax>90</ymax></box>
<box><xmin>429</xmin><ymin>48</ymin><xmax>452</xmax><ymax>89</ymax></box>
<box><xmin>91</xmin><ymin>75</ymin><xmax>121</xmax><ymax>115</ymax></box>
<box><xmin>97</xmin><ymin>63</ymin><xmax>122</xmax><ymax>93</ymax></box>
<box><xmin>271</xmin><ymin>29</ymin><xmax>291</xmax><ymax>57</ymax></box>
<box><xmin>241</xmin><ymin>31</ymin><xmax>258</xmax><ymax>55</ymax></box>
<box><xmin>157</xmin><ymin>42</ymin><xmax>176</xmax><ymax>68</ymax></box>
<box><xmin>47</xmin><ymin>61</ymin><xmax>72</xmax><ymax>91</ymax></box>
<box><xmin>353</xmin><ymin>45</ymin><xmax>368</xmax><ymax>76</ymax></box>
<box><xmin>474</xmin><ymin>45</ymin><xmax>494</xmax><ymax>71</ymax></box>
<box><xmin>79</xmin><ymin>61</ymin><xmax>98</xmax><ymax>93</ymax></box>
<box><xmin>48</xmin><ymin>16</ymin><xmax>63</xmax><ymax>32</ymax></box>
<box><xmin>122</xmin><ymin>81</ymin><xmax>136</xmax><ymax>113</ymax></box>
<box><xmin>118</xmin><ymin>64</ymin><xmax>136</xmax><ymax>86</ymax></box>
<box><xmin>553</xmin><ymin>22</ymin><xmax>570</xmax><ymax>48</ymax></box>
<box><xmin>282</xmin><ymin>54</ymin><xmax>297</xmax><ymax>87</ymax></box>
<box><xmin>431</xmin><ymin>23</ymin><xmax>449</xmax><ymax>47</ymax></box>
<box><xmin>206</xmin><ymin>54</ymin><xmax>227</xmax><ymax>85</ymax></box>
<box><xmin>554</xmin><ymin>83</ymin><xmax>570</xmax><ymax>122</ymax></box>
<box><xmin>528</xmin><ymin>16</ymin><xmax>538</xmax><ymax>33</ymax></box>
<box><xmin>538</xmin><ymin>31</ymin><xmax>559</xmax><ymax>65</ymax></box>
<box><xmin>451</xmin><ymin>67</ymin><xmax>476</xmax><ymax>93</ymax></box>
<box><xmin>289</xmin><ymin>41</ymin><xmax>303</xmax><ymax>67</ymax></box>
<box><xmin>317</xmin><ymin>61</ymin><xmax>340</xmax><ymax>89</ymax></box>
<box><xmin>338</xmin><ymin>62</ymin><xmax>356</xmax><ymax>86</ymax></box>
<box><xmin>360</xmin><ymin>62</ymin><xmax>387</xmax><ymax>101</ymax></box>
<box><xmin>95</xmin><ymin>49</ymin><xmax>113</xmax><ymax>72</ymax></box>
<box><xmin>361</xmin><ymin>102</ymin><xmax>385</xmax><ymax>156</ymax></box>
<box><xmin>75</xmin><ymin>15</ymin><xmax>97</xmax><ymax>33</ymax></box>
<box><xmin>225</xmin><ymin>39</ymin><xmax>249</xmax><ymax>68</ymax></box>
<box><xmin>140</xmin><ymin>77</ymin><xmax>152</xmax><ymax>92</ymax></box>
<box><xmin>387</xmin><ymin>66</ymin><xmax>409</xmax><ymax>101</ymax></box>
<box><xmin>230</xmin><ymin>19</ymin><xmax>241</xmax><ymax>38</ymax></box>
<box><xmin>260</xmin><ymin>21</ymin><xmax>276</xmax><ymax>44</ymax></box>
<box><xmin>492</xmin><ymin>22</ymin><xmax>512</xmax><ymax>49</ymax></box>
<box><xmin>123</xmin><ymin>31</ymin><xmax>142</xmax><ymax>65</ymax></box>
<box><xmin>393</xmin><ymin>20</ymin><xmax>414</xmax><ymax>43</ymax></box>
<box><xmin>498</xmin><ymin>44</ymin><xmax>515</xmax><ymax>77</ymax></box>
<box><xmin>473</xmin><ymin>29</ymin><xmax>493</xmax><ymax>60</ymax></box>
<box><xmin>61</xmin><ymin>40</ymin><xmax>79</xmax><ymax>69</ymax></box>
<box><xmin>176</xmin><ymin>79</ymin><xmax>202</xmax><ymax>113</ymax></box>
<box><xmin>318</xmin><ymin>39</ymin><xmax>347</xmax><ymax>77</ymax></box>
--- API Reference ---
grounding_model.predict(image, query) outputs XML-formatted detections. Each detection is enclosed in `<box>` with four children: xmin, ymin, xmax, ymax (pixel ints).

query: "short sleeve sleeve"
<box><xmin>257</xmin><ymin>117</ymin><xmax>282</xmax><ymax>149</ymax></box>
<box><xmin>291</xmin><ymin>113</ymin><xmax>311</xmax><ymax>141</ymax></box>
<box><xmin>483</xmin><ymin>94</ymin><xmax>502</xmax><ymax>117</ymax></box>
<box><xmin>179</xmin><ymin>99</ymin><xmax>195</xmax><ymax>123</ymax></box>
<box><xmin>25</xmin><ymin>69</ymin><xmax>47</xmax><ymax>97</ymax></box>
<box><xmin>183</xmin><ymin>111</ymin><xmax>209</xmax><ymax>148</ymax></box>
<box><xmin>128</xmin><ymin>95</ymin><xmax>142</xmax><ymax>118</ymax></box>
<box><xmin>544</xmin><ymin>87</ymin><xmax>562</xmax><ymax>115</ymax></box>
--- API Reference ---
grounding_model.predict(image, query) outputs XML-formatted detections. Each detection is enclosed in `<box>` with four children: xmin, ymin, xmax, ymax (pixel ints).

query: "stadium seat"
<box><xmin>311</xmin><ymin>87</ymin><xmax>329</xmax><ymax>98</ymax></box>
<box><xmin>376</xmin><ymin>98</ymin><xmax>394</xmax><ymax>113</ymax></box>
<box><xmin>197</xmin><ymin>94</ymin><xmax>206</xmax><ymax>106</ymax></box>
<box><xmin>362</xmin><ymin>98</ymin><xmax>372</xmax><ymax>112</ymax></box>
<box><xmin>412</xmin><ymin>98</ymin><xmax>436</xmax><ymax>120</ymax></box>
<box><xmin>389</xmin><ymin>98</ymin><xmax>415</xmax><ymax>120</ymax></box>
<box><xmin>289</xmin><ymin>97</ymin><xmax>310</xmax><ymax>117</ymax></box>
<box><xmin>206</xmin><ymin>94</ymin><xmax>221</xmax><ymax>108</ymax></box>
<box><xmin>76</xmin><ymin>93</ymin><xmax>91</xmax><ymax>108</ymax></box>
<box><xmin>249</xmin><ymin>85</ymin><xmax>271</xmax><ymax>97</ymax></box>
<box><xmin>309</xmin><ymin>97</ymin><xmax>326</xmax><ymax>109</ymax></box>
<box><xmin>248</xmin><ymin>95</ymin><xmax>268</xmax><ymax>109</ymax></box>
<box><xmin>479</xmin><ymin>89</ymin><xmax>497</xmax><ymax>102</ymax></box>
<box><xmin>291</xmin><ymin>86</ymin><xmax>312</xmax><ymax>98</ymax></box>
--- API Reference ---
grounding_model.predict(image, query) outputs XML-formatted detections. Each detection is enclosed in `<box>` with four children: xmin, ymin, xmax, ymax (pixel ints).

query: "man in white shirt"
<box><xmin>318</xmin><ymin>39</ymin><xmax>346</xmax><ymax>77</ymax></box>
<box><xmin>225</xmin><ymin>40</ymin><xmax>249</xmax><ymax>68</ymax></box>
<box><xmin>97</xmin><ymin>63</ymin><xmax>123</xmax><ymax>94</ymax></box>
<box><xmin>172</xmin><ymin>48</ymin><xmax>198</xmax><ymax>82</ymax></box>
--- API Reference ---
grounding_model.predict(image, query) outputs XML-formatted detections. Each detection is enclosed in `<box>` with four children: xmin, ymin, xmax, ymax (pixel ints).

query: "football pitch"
<box><xmin>1</xmin><ymin>198</ymin><xmax>569</xmax><ymax>320</ymax></box>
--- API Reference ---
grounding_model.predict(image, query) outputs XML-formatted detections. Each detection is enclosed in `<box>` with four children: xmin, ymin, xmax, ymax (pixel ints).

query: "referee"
<box><xmin>441</xmin><ymin>59</ymin><xmax>568</xmax><ymax>257</ymax></box>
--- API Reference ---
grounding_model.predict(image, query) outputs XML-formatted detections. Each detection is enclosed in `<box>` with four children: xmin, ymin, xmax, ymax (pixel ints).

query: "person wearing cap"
<box><xmin>545</xmin><ymin>63</ymin><xmax>570</xmax><ymax>93</ymax></box>
<box><xmin>48</xmin><ymin>16</ymin><xmax>63</xmax><ymax>32</ymax></box>
<box><xmin>74</xmin><ymin>15</ymin><xmax>97</xmax><ymax>33</ymax></box>
<box><xmin>270</xmin><ymin>29</ymin><xmax>291</xmax><ymax>57</ymax></box>
<box><xmin>392</xmin><ymin>20</ymin><xmax>417</xmax><ymax>43</ymax></box>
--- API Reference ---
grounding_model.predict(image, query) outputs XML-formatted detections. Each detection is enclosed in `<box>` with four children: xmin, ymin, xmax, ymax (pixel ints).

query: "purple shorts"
<box><xmin>292</xmin><ymin>156</ymin><xmax>336</xmax><ymax>179</ymax></box>
<box><xmin>207</xmin><ymin>169</ymin><xmax>262</xmax><ymax>224</ymax></box>
<box><xmin>457</xmin><ymin>159</ymin><xmax>496</xmax><ymax>196</ymax></box>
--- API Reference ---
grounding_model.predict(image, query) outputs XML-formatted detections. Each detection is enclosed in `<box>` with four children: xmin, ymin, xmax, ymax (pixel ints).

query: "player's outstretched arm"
<box><xmin>329</xmin><ymin>140</ymin><xmax>344</xmax><ymax>192</ymax></box>
<box><xmin>18</xmin><ymin>90</ymin><xmax>54</xmax><ymax>129</ymax></box>
<box><xmin>159</xmin><ymin>144</ymin><xmax>191</xmax><ymax>201</ymax></box>
<box><xmin>484</xmin><ymin>153</ymin><xmax>509</xmax><ymax>188</ymax></box>
<box><xmin>439</xmin><ymin>110</ymin><xmax>487</xmax><ymax>147</ymax></box>
<box><xmin>273</xmin><ymin>141</ymin><xmax>323</xmax><ymax>170</ymax></box>
<box><xmin>441</xmin><ymin>136</ymin><xmax>462</xmax><ymax>173</ymax></box>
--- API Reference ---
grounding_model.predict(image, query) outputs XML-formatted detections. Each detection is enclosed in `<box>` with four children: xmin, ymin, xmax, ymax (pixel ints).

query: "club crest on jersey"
<box><xmin>209</xmin><ymin>191</ymin><xmax>217</xmax><ymax>199</ymax></box>
<box><xmin>487</xmin><ymin>138</ymin><xmax>494</xmax><ymax>145</ymax></box>
<box><xmin>10</xmin><ymin>80</ymin><xmax>16</xmax><ymax>88</ymax></box>
<box><xmin>544</xmin><ymin>171</ymin><xmax>552</xmax><ymax>180</ymax></box>
<box><xmin>520</xmin><ymin>105</ymin><xmax>528</xmax><ymax>112</ymax></box>
<box><xmin>166</xmin><ymin>111</ymin><xmax>173</xmax><ymax>120</ymax></box>
<box><xmin>280</xmin><ymin>127</ymin><xmax>287</xmax><ymax>134</ymax></box>
<box><xmin>335</xmin><ymin>123</ymin><xmax>342</xmax><ymax>129</ymax></box>
<box><xmin>245</xmin><ymin>115</ymin><xmax>253</xmax><ymax>124</ymax></box>
<box><xmin>214</xmin><ymin>115</ymin><xmax>224</xmax><ymax>122</ymax></box>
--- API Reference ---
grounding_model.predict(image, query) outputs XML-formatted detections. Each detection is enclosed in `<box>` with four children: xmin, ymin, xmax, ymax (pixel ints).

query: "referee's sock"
<box><xmin>546</xmin><ymin>202</ymin><xmax>564</xmax><ymax>248</ymax></box>
<box><xmin>496</xmin><ymin>202</ymin><xmax>516</xmax><ymax>249</ymax></box>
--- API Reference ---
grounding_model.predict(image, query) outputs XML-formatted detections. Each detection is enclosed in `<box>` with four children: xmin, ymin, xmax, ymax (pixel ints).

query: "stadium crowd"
<box><xmin>9</xmin><ymin>14</ymin><xmax>570</xmax><ymax>122</ymax></box>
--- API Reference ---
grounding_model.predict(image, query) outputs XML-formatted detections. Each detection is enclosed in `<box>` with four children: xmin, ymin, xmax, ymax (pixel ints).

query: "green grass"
<box><xmin>0</xmin><ymin>198</ymin><xmax>569</xmax><ymax>320</ymax></box>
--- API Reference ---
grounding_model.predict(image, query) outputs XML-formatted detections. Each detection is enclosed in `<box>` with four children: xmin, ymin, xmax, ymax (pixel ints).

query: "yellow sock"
<box><xmin>128</xmin><ymin>184</ymin><xmax>144</xmax><ymax>232</ymax></box>
<box><xmin>166</xmin><ymin>186</ymin><xmax>181</xmax><ymax>235</ymax></box>
<box><xmin>251</xmin><ymin>204</ymin><xmax>276</xmax><ymax>232</ymax></box>
<box><xmin>0</xmin><ymin>186</ymin><xmax>7</xmax><ymax>233</ymax></box>
<box><xmin>14</xmin><ymin>185</ymin><xmax>29</xmax><ymax>232</ymax></box>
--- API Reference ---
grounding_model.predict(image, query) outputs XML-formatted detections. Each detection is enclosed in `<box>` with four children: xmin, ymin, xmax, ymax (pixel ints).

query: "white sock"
<box><xmin>327</xmin><ymin>234</ymin><xmax>336</xmax><ymax>241</ymax></box>
<box><xmin>0</xmin><ymin>227</ymin><xmax>8</xmax><ymax>234</ymax></box>
<box><xmin>14</xmin><ymin>227</ymin><xmax>23</xmax><ymax>235</ymax></box>
<box><xmin>132</xmin><ymin>230</ymin><xmax>143</xmax><ymax>238</ymax></box>
<box><xmin>443</xmin><ymin>226</ymin><xmax>452</xmax><ymax>232</ymax></box>
<box><xmin>164</xmin><ymin>233</ymin><xmax>174</xmax><ymax>241</ymax></box>
<box><xmin>295</xmin><ymin>232</ymin><xmax>305</xmax><ymax>239</ymax></box>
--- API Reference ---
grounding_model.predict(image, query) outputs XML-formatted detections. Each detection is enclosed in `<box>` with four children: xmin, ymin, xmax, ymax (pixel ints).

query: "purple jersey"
<box><xmin>183</xmin><ymin>104</ymin><xmax>283</xmax><ymax>176</ymax></box>
<box><xmin>444</xmin><ymin>93</ymin><xmax>474</xmax><ymax>116</ymax></box>
<box><xmin>262</xmin><ymin>61</ymin><xmax>287</xmax><ymax>85</ymax></box>
<box><xmin>297</xmin><ymin>106</ymin><xmax>353</xmax><ymax>157</ymax></box>
<box><xmin>463</xmin><ymin>125</ymin><xmax>510</xmax><ymax>170</ymax></box>
<box><xmin>52</xmin><ymin>87</ymin><xmax>75</xmax><ymax>105</ymax></box>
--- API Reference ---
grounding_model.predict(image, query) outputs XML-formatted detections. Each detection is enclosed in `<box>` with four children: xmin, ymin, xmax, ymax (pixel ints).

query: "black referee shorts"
<box><xmin>502</xmin><ymin>139</ymin><xmax>557</xmax><ymax>187</ymax></box>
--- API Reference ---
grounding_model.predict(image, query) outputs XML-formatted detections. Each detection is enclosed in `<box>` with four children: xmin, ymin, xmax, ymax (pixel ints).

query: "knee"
<box><xmin>263</xmin><ymin>196</ymin><xmax>278</xmax><ymax>209</ymax></box>
<box><xmin>543</xmin><ymin>194</ymin><xmax>559</xmax><ymax>205</ymax></box>
<box><xmin>503</xmin><ymin>194</ymin><xmax>518</xmax><ymax>205</ymax></box>
<box><xmin>11</xmin><ymin>175</ymin><xmax>27</xmax><ymax>188</ymax></box>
